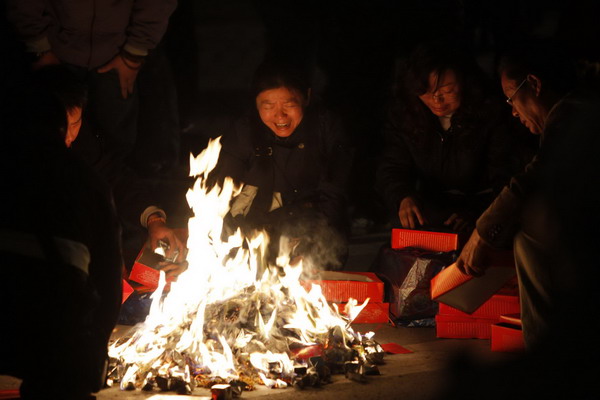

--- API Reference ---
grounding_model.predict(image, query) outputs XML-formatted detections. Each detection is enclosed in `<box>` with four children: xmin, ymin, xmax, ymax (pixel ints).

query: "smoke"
<box><xmin>277</xmin><ymin>209</ymin><xmax>348</xmax><ymax>274</ymax></box>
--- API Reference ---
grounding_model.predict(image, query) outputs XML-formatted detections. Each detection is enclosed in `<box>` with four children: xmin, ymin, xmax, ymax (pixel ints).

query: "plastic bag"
<box><xmin>370</xmin><ymin>246</ymin><xmax>456</xmax><ymax>323</ymax></box>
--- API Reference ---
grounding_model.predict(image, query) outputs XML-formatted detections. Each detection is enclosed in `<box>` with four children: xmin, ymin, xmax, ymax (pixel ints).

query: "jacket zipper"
<box><xmin>87</xmin><ymin>0</ymin><xmax>96</xmax><ymax>68</ymax></box>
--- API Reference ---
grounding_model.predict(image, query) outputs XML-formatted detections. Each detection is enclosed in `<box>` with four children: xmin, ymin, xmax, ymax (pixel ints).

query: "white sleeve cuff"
<box><xmin>25</xmin><ymin>36</ymin><xmax>51</xmax><ymax>53</ymax></box>
<box><xmin>140</xmin><ymin>206</ymin><xmax>167</xmax><ymax>228</ymax></box>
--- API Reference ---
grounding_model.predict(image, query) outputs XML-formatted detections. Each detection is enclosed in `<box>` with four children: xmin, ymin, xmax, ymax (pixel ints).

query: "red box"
<box><xmin>128</xmin><ymin>229</ymin><xmax>188</xmax><ymax>290</ymax></box>
<box><xmin>302</xmin><ymin>271</ymin><xmax>384</xmax><ymax>303</ymax></box>
<box><xmin>438</xmin><ymin>293</ymin><xmax>520</xmax><ymax>320</ymax></box>
<box><xmin>128</xmin><ymin>247</ymin><xmax>174</xmax><ymax>289</ymax></box>
<box><xmin>122</xmin><ymin>279</ymin><xmax>134</xmax><ymax>304</ymax></box>
<box><xmin>499</xmin><ymin>313</ymin><xmax>522</xmax><ymax>326</ymax></box>
<box><xmin>430</xmin><ymin>251</ymin><xmax>516</xmax><ymax>314</ymax></box>
<box><xmin>435</xmin><ymin>313</ymin><xmax>495</xmax><ymax>339</ymax></box>
<box><xmin>336</xmin><ymin>302</ymin><xmax>390</xmax><ymax>324</ymax></box>
<box><xmin>491</xmin><ymin>321</ymin><xmax>525</xmax><ymax>352</ymax></box>
<box><xmin>391</xmin><ymin>229</ymin><xmax>458</xmax><ymax>252</ymax></box>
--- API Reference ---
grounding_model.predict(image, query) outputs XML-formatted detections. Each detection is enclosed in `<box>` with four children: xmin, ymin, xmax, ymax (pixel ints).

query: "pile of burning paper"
<box><xmin>107</xmin><ymin>138</ymin><xmax>385</xmax><ymax>395</ymax></box>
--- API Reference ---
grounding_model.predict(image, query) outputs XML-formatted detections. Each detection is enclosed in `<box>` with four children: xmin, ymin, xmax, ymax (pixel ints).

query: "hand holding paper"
<box><xmin>456</xmin><ymin>229</ymin><xmax>494</xmax><ymax>276</ymax></box>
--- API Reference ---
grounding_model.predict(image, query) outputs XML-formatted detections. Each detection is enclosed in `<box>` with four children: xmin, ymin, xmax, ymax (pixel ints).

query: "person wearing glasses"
<box><xmin>443</xmin><ymin>38</ymin><xmax>600</xmax><ymax>399</ymax></box>
<box><xmin>376</xmin><ymin>39</ymin><xmax>518</xmax><ymax>239</ymax></box>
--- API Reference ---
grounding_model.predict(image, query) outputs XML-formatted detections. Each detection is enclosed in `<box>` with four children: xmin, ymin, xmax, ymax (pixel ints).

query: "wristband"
<box><xmin>119</xmin><ymin>53</ymin><xmax>143</xmax><ymax>70</ymax></box>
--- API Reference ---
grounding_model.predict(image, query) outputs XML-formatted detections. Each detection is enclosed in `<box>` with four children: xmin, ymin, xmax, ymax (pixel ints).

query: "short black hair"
<box><xmin>250</xmin><ymin>61</ymin><xmax>310</xmax><ymax>104</ymax></box>
<box><xmin>31</xmin><ymin>65</ymin><xmax>88</xmax><ymax>112</ymax></box>
<box><xmin>498</xmin><ymin>38</ymin><xmax>578</xmax><ymax>97</ymax></box>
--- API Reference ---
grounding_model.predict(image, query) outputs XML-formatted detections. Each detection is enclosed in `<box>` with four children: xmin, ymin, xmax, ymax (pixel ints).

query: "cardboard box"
<box><xmin>438</xmin><ymin>293</ymin><xmax>520</xmax><ymax>320</ymax></box>
<box><xmin>430</xmin><ymin>251</ymin><xmax>516</xmax><ymax>314</ymax></box>
<box><xmin>336</xmin><ymin>302</ymin><xmax>390</xmax><ymax>324</ymax></box>
<box><xmin>122</xmin><ymin>279</ymin><xmax>134</xmax><ymax>304</ymax></box>
<box><xmin>302</xmin><ymin>271</ymin><xmax>384</xmax><ymax>303</ymax></box>
<box><xmin>435</xmin><ymin>313</ymin><xmax>495</xmax><ymax>339</ymax></box>
<box><xmin>491</xmin><ymin>320</ymin><xmax>525</xmax><ymax>352</ymax></box>
<box><xmin>391</xmin><ymin>229</ymin><xmax>458</xmax><ymax>252</ymax></box>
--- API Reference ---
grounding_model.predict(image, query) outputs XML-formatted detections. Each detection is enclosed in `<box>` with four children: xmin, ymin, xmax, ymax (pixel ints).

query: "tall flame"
<box><xmin>109</xmin><ymin>137</ymin><xmax>370</xmax><ymax>389</ymax></box>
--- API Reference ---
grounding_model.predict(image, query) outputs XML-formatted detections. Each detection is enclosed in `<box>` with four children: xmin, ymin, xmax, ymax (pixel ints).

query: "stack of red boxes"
<box><xmin>434</xmin><ymin>284</ymin><xmax>520</xmax><ymax>339</ymax></box>
<box><xmin>430</xmin><ymin>252</ymin><xmax>525</xmax><ymax>352</ymax></box>
<box><xmin>301</xmin><ymin>271</ymin><xmax>388</xmax><ymax>323</ymax></box>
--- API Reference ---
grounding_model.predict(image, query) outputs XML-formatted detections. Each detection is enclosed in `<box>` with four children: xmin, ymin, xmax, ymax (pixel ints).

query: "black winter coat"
<box><xmin>215</xmin><ymin>104</ymin><xmax>354</xmax><ymax>232</ymax></box>
<box><xmin>376</xmin><ymin>97</ymin><xmax>516</xmax><ymax>224</ymax></box>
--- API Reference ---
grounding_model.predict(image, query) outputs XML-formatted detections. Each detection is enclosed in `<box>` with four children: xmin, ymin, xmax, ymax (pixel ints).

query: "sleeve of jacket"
<box><xmin>5</xmin><ymin>0</ymin><xmax>52</xmax><ymax>53</ymax></box>
<box><xmin>123</xmin><ymin>0</ymin><xmax>178</xmax><ymax>56</ymax></box>
<box><xmin>375</xmin><ymin>110</ymin><xmax>418</xmax><ymax>215</ymax></box>
<box><xmin>476</xmin><ymin>151</ymin><xmax>541</xmax><ymax>248</ymax></box>
<box><xmin>72</xmin><ymin>130</ymin><xmax>161</xmax><ymax>229</ymax></box>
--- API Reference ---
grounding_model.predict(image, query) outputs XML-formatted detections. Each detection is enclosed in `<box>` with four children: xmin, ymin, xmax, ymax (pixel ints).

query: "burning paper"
<box><xmin>108</xmin><ymin>137</ymin><xmax>384</xmax><ymax>393</ymax></box>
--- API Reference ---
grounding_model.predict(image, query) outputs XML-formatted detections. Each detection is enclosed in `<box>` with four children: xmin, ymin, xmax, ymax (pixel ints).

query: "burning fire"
<box><xmin>107</xmin><ymin>138</ymin><xmax>385</xmax><ymax>394</ymax></box>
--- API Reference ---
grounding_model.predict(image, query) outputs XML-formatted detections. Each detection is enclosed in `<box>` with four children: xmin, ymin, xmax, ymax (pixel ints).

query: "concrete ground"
<box><xmin>0</xmin><ymin>230</ymin><xmax>521</xmax><ymax>400</ymax></box>
<box><xmin>0</xmin><ymin>324</ymin><xmax>517</xmax><ymax>400</ymax></box>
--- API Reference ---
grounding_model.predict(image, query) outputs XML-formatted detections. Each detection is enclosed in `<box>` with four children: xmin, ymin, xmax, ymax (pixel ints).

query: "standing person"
<box><xmin>214</xmin><ymin>61</ymin><xmax>355</xmax><ymax>272</ymax></box>
<box><xmin>0</xmin><ymin>79</ymin><xmax>122</xmax><ymax>400</ymax></box>
<box><xmin>376</xmin><ymin>39</ymin><xmax>518</xmax><ymax>239</ymax></box>
<box><xmin>5</xmin><ymin>0</ymin><xmax>178</xmax><ymax>161</ymax></box>
<box><xmin>453</xmin><ymin>38</ymin><xmax>600</xmax><ymax>397</ymax></box>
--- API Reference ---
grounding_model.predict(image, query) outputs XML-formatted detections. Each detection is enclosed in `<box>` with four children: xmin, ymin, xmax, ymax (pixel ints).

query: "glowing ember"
<box><xmin>107</xmin><ymin>137</ymin><xmax>384</xmax><ymax>393</ymax></box>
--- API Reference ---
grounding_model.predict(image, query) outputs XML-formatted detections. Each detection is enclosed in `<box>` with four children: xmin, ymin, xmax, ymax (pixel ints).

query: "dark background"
<box><xmin>164</xmin><ymin>0</ymin><xmax>599</xmax><ymax>226</ymax></box>
<box><xmin>2</xmin><ymin>0</ymin><xmax>599</xmax><ymax>228</ymax></box>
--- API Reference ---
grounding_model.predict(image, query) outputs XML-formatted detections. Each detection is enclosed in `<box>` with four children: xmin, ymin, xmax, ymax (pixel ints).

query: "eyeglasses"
<box><xmin>506</xmin><ymin>78</ymin><xmax>527</xmax><ymax>105</ymax></box>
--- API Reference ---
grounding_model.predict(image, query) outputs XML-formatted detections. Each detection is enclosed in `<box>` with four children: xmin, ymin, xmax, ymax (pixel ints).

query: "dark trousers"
<box><xmin>0</xmin><ymin>253</ymin><xmax>106</xmax><ymax>400</ymax></box>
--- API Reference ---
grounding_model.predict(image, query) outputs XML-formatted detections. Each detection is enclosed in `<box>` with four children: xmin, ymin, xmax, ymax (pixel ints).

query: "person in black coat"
<box><xmin>0</xmin><ymin>78</ymin><xmax>123</xmax><ymax>400</ymax></box>
<box><xmin>376</xmin><ymin>39</ymin><xmax>520</xmax><ymax>239</ymax></box>
<box><xmin>214</xmin><ymin>61</ymin><xmax>354</xmax><ymax>271</ymax></box>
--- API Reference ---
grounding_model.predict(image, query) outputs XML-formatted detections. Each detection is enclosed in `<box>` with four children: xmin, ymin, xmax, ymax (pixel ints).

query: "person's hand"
<box><xmin>444</xmin><ymin>213</ymin><xmax>474</xmax><ymax>233</ymax></box>
<box><xmin>455</xmin><ymin>229</ymin><xmax>492</xmax><ymax>276</ymax></box>
<box><xmin>97</xmin><ymin>54</ymin><xmax>141</xmax><ymax>99</ymax></box>
<box><xmin>32</xmin><ymin>51</ymin><xmax>60</xmax><ymax>70</ymax></box>
<box><xmin>158</xmin><ymin>260</ymin><xmax>189</xmax><ymax>280</ymax></box>
<box><xmin>146</xmin><ymin>218</ymin><xmax>187</xmax><ymax>264</ymax></box>
<box><xmin>398</xmin><ymin>196</ymin><xmax>427</xmax><ymax>229</ymax></box>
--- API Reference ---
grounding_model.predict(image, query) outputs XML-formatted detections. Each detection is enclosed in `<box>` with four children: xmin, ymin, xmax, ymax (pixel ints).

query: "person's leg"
<box><xmin>513</xmin><ymin>229</ymin><xmax>555</xmax><ymax>348</ymax></box>
<box><xmin>86</xmin><ymin>69</ymin><xmax>139</xmax><ymax>160</ymax></box>
<box><xmin>133</xmin><ymin>43</ymin><xmax>181</xmax><ymax>176</ymax></box>
<box><xmin>514</xmin><ymin>214</ymin><xmax>575</xmax><ymax>349</ymax></box>
<box><xmin>1</xmin><ymin>254</ymin><xmax>99</xmax><ymax>400</ymax></box>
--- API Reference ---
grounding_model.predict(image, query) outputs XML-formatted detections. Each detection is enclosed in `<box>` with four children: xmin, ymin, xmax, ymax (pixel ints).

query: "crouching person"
<box><xmin>0</xmin><ymin>79</ymin><xmax>122</xmax><ymax>399</ymax></box>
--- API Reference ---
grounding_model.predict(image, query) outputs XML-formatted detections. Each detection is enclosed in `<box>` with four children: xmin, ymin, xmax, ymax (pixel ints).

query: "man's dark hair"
<box><xmin>498</xmin><ymin>38</ymin><xmax>578</xmax><ymax>97</ymax></box>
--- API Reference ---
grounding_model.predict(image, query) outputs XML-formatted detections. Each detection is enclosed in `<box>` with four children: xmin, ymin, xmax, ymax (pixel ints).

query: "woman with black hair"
<box><xmin>214</xmin><ymin>61</ymin><xmax>354</xmax><ymax>271</ymax></box>
<box><xmin>376</xmin><ymin>40</ymin><xmax>518</xmax><ymax>238</ymax></box>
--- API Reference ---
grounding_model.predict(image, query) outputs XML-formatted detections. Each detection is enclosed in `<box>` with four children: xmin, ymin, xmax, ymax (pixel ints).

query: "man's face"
<box><xmin>256</xmin><ymin>87</ymin><xmax>305</xmax><ymax>138</ymax></box>
<box><xmin>418</xmin><ymin>70</ymin><xmax>461</xmax><ymax>117</ymax></box>
<box><xmin>65</xmin><ymin>107</ymin><xmax>82</xmax><ymax>147</ymax></box>
<box><xmin>501</xmin><ymin>72</ymin><xmax>546</xmax><ymax>134</ymax></box>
